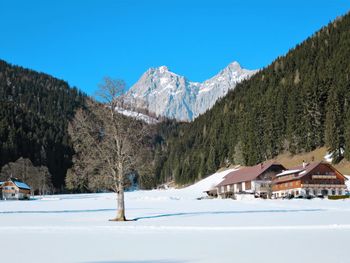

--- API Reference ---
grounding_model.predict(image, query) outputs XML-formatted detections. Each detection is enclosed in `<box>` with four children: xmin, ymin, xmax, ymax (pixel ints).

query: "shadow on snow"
<box><xmin>84</xmin><ymin>261</ymin><xmax>187</xmax><ymax>263</ymax></box>
<box><xmin>132</xmin><ymin>209</ymin><xmax>324</xmax><ymax>221</ymax></box>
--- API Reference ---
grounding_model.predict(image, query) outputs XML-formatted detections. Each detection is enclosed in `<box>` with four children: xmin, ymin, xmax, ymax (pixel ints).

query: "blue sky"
<box><xmin>1</xmin><ymin>0</ymin><xmax>350</xmax><ymax>95</ymax></box>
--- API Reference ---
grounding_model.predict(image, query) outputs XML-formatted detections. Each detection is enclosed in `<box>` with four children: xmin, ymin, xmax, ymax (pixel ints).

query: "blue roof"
<box><xmin>13</xmin><ymin>181</ymin><xmax>31</xmax><ymax>190</ymax></box>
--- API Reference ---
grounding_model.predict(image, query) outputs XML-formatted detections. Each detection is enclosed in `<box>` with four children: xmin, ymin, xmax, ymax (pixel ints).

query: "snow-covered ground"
<box><xmin>1</xmin><ymin>170</ymin><xmax>350</xmax><ymax>263</ymax></box>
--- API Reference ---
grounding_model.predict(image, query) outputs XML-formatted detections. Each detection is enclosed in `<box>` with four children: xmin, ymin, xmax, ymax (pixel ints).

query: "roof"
<box><xmin>11</xmin><ymin>179</ymin><xmax>31</xmax><ymax>190</ymax></box>
<box><xmin>274</xmin><ymin>162</ymin><xmax>321</xmax><ymax>183</ymax></box>
<box><xmin>274</xmin><ymin>161</ymin><xmax>347</xmax><ymax>183</ymax></box>
<box><xmin>217</xmin><ymin>161</ymin><xmax>284</xmax><ymax>187</ymax></box>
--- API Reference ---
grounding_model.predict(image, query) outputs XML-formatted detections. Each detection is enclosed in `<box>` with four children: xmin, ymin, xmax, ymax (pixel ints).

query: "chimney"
<box><xmin>260</xmin><ymin>163</ymin><xmax>263</xmax><ymax>169</ymax></box>
<box><xmin>302</xmin><ymin>160</ymin><xmax>307</xmax><ymax>169</ymax></box>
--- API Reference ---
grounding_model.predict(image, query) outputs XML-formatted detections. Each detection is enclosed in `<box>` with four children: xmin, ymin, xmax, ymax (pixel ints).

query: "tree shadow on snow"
<box><xmin>132</xmin><ymin>209</ymin><xmax>324</xmax><ymax>221</ymax></box>
<box><xmin>84</xmin><ymin>260</ymin><xmax>188</xmax><ymax>263</ymax></box>
<box><xmin>0</xmin><ymin>208</ymin><xmax>117</xmax><ymax>214</ymax></box>
<box><xmin>0</xmin><ymin>207</ymin><xmax>153</xmax><ymax>215</ymax></box>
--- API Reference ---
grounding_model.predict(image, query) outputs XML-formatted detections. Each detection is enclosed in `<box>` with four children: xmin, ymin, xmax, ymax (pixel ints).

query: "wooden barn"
<box><xmin>272</xmin><ymin>161</ymin><xmax>348</xmax><ymax>198</ymax></box>
<box><xmin>1</xmin><ymin>178</ymin><xmax>31</xmax><ymax>200</ymax></box>
<box><xmin>216</xmin><ymin>161</ymin><xmax>286</xmax><ymax>199</ymax></box>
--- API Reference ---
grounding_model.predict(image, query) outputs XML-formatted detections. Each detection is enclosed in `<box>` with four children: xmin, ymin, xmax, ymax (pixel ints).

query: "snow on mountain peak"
<box><xmin>158</xmin><ymin>66</ymin><xmax>169</xmax><ymax>73</ymax></box>
<box><xmin>125</xmin><ymin>61</ymin><xmax>258</xmax><ymax>121</ymax></box>
<box><xmin>227</xmin><ymin>61</ymin><xmax>241</xmax><ymax>69</ymax></box>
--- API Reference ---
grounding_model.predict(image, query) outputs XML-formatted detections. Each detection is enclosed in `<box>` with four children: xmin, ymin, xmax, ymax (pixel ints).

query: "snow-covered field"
<box><xmin>1</xmin><ymin>169</ymin><xmax>350</xmax><ymax>263</ymax></box>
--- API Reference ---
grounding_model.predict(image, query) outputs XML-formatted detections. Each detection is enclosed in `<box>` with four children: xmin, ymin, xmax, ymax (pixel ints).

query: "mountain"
<box><xmin>126</xmin><ymin>62</ymin><xmax>257</xmax><ymax>121</ymax></box>
<box><xmin>0</xmin><ymin>60</ymin><xmax>86</xmax><ymax>189</ymax></box>
<box><xmin>155</xmin><ymin>12</ymin><xmax>350</xmax><ymax>185</ymax></box>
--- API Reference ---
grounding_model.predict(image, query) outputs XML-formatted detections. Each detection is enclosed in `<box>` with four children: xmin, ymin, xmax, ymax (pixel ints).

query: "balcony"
<box><xmin>301</xmin><ymin>184</ymin><xmax>346</xmax><ymax>188</ymax></box>
<box><xmin>312</xmin><ymin>174</ymin><xmax>337</xmax><ymax>180</ymax></box>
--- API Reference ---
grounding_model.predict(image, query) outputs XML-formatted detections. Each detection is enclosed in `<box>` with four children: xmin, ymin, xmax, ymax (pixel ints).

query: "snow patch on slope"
<box><xmin>183</xmin><ymin>168</ymin><xmax>236</xmax><ymax>196</ymax></box>
<box><xmin>116</xmin><ymin>107</ymin><xmax>159</xmax><ymax>124</ymax></box>
<box><xmin>345</xmin><ymin>176</ymin><xmax>350</xmax><ymax>191</ymax></box>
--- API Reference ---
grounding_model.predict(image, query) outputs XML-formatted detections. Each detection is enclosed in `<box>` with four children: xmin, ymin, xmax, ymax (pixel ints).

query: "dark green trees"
<box><xmin>156</xmin><ymin>12</ymin><xmax>350</xmax><ymax>185</ymax></box>
<box><xmin>0</xmin><ymin>60</ymin><xmax>86</xmax><ymax>189</ymax></box>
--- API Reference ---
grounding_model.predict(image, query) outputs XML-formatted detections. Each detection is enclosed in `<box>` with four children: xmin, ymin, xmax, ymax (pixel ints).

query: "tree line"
<box><xmin>154</xmin><ymin>12</ymin><xmax>350</xmax><ymax>185</ymax></box>
<box><xmin>0</xmin><ymin>60</ymin><xmax>86</xmax><ymax>189</ymax></box>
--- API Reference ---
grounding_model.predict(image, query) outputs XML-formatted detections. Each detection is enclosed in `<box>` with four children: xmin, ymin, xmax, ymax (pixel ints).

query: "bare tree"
<box><xmin>68</xmin><ymin>77</ymin><xmax>150</xmax><ymax>221</ymax></box>
<box><xmin>0</xmin><ymin>157</ymin><xmax>52</xmax><ymax>195</ymax></box>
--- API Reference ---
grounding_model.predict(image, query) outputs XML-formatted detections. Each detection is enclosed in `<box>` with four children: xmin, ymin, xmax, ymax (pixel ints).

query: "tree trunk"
<box><xmin>115</xmin><ymin>183</ymin><xmax>126</xmax><ymax>221</ymax></box>
<box><xmin>110</xmin><ymin>178</ymin><xmax>126</xmax><ymax>221</ymax></box>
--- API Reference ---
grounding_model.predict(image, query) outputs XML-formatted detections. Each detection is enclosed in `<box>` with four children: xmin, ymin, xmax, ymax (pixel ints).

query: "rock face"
<box><xmin>126</xmin><ymin>62</ymin><xmax>258</xmax><ymax>121</ymax></box>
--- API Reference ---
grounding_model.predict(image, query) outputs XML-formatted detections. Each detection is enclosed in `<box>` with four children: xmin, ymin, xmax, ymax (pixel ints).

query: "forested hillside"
<box><xmin>0</xmin><ymin>60</ymin><xmax>86</xmax><ymax>189</ymax></box>
<box><xmin>156</xmin><ymin>12</ymin><xmax>350</xmax><ymax>185</ymax></box>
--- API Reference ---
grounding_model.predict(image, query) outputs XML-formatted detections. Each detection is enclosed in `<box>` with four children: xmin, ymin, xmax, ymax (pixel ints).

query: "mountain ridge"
<box><xmin>126</xmin><ymin>61</ymin><xmax>258</xmax><ymax>121</ymax></box>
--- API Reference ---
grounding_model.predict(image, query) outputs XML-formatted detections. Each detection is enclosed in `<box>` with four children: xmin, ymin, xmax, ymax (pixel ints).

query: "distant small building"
<box><xmin>0</xmin><ymin>178</ymin><xmax>31</xmax><ymax>200</ymax></box>
<box><xmin>272</xmin><ymin>161</ymin><xmax>348</xmax><ymax>198</ymax></box>
<box><xmin>216</xmin><ymin>161</ymin><xmax>286</xmax><ymax>199</ymax></box>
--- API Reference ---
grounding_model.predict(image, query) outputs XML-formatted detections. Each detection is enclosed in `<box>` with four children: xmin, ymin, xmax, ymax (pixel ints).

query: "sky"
<box><xmin>1</xmin><ymin>0</ymin><xmax>350</xmax><ymax>95</ymax></box>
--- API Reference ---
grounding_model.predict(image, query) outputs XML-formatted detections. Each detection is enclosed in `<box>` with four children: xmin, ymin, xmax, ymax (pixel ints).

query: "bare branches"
<box><xmin>95</xmin><ymin>78</ymin><xmax>126</xmax><ymax>110</ymax></box>
<box><xmin>0</xmin><ymin>157</ymin><xmax>53</xmax><ymax>195</ymax></box>
<box><xmin>68</xmin><ymin>77</ymin><xmax>152</xmax><ymax>221</ymax></box>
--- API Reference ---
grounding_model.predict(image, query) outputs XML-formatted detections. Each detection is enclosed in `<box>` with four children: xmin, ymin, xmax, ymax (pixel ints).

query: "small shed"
<box><xmin>1</xmin><ymin>178</ymin><xmax>31</xmax><ymax>200</ymax></box>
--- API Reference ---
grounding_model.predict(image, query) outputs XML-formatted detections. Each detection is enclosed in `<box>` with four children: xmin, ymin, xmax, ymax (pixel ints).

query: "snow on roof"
<box><xmin>12</xmin><ymin>180</ymin><xmax>31</xmax><ymax>190</ymax></box>
<box><xmin>276</xmin><ymin>169</ymin><xmax>302</xmax><ymax>177</ymax></box>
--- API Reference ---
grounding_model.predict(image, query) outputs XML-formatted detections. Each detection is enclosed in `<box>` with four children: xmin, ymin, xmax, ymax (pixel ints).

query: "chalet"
<box><xmin>1</xmin><ymin>178</ymin><xmax>31</xmax><ymax>200</ymax></box>
<box><xmin>272</xmin><ymin>161</ymin><xmax>348</xmax><ymax>198</ymax></box>
<box><xmin>216</xmin><ymin>161</ymin><xmax>286</xmax><ymax>199</ymax></box>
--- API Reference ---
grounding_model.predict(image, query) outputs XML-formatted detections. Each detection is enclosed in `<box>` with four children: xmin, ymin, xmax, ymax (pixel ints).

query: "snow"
<box><xmin>125</xmin><ymin>61</ymin><xmax>257</xmax><ymax>121</ymax></box>
<box><xmin>13</xmin><ymin>180</ymin><xmax>31</xmax><ymax>190</ymax></box>
<box><xmin>183</xmin><ymin>168</ymin><xmax>235</xmax><ymax>194</ymax></box>
<box><xmin>324</xmin><ymin>149</ymin><xmax>344</xmax><ymax>163</ymax></box>
<box><xmin>115</xmin><ymin>107</ymin><xmax>159</xmax><ymax>124</ymax></box>
<box><xmin>276</xmin><ymin>169</ymin><xmax>302</xmax><ymax>176</ymax></box>
<box><xmin>159</xmin><ymin>77</ymin><xmax>169</xmax><ymax>85</ymax></box>
<box><xmin>1</xmin><ymin>170</ymin><xmax>350</xmax><ymax>263</ymax></box>
<box><xmin>324</xmin><ymin>152</ymin><xmax>333</xmax><ymax>162</ymax></box>
<box><xmin>159</xmin><ymin>65</ymin><xmax>169</xmax><ymax>74</ymax></box>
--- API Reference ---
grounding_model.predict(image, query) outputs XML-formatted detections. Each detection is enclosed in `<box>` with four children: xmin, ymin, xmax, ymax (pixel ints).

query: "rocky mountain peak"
<box><xmin>125</xmin><ymin>61</ymin><xmax>258</xmax><ymax>121</ymax></box>
<box><xmin>158</xmin><ymin>66</ymin><xmax>169</xmax><ymax>73</ymax></box>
